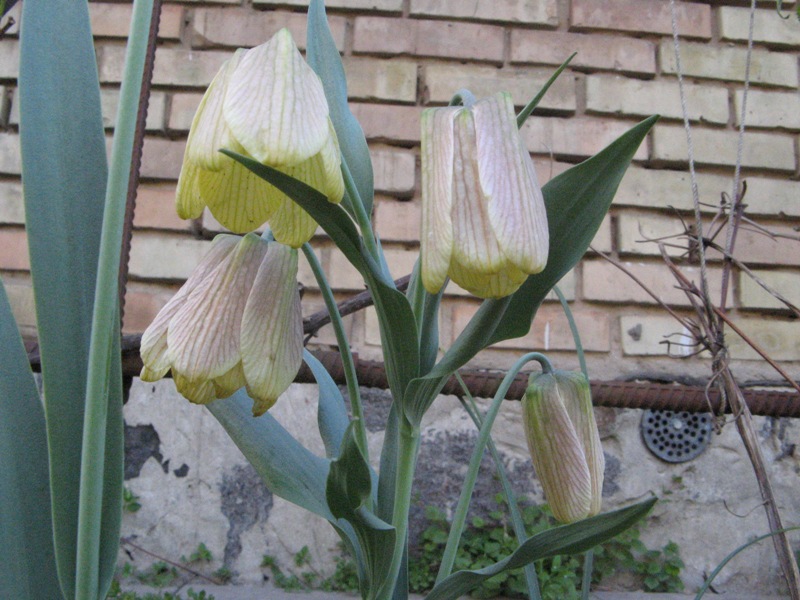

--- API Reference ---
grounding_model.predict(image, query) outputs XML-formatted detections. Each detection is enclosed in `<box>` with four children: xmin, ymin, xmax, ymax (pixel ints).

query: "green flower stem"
<box><xmin>379</xmin><ymin>418</ymin><xmax>420</xmax><ymax>600</ymax></box>
<box><xmin>436</xmin><ymin>352</ymin><xmax>553</xmax><ymax>584</ymax></box>
<box><xmin>341</xmin><ymin>157</ymin><xmax>381</xmax><ymax>268</ymax></box>
<box><xmin>75</xmin><ymin>0</ymin><xmax>153</xmax><ymax>597</ymax></box>
<box><xmin>301</xmin><ymin>243</ymin><xmax>369</xmax><ymax>470</ymax></box>
<box><xmin>455</xmin><ymin>373</ymin><xmax>542</xmax><ymax>600</ymax></box>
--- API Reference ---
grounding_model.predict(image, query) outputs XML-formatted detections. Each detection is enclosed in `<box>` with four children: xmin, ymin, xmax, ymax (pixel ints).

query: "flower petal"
<box><xmin>167</xmin><ymin>234</ymin><xmax>267</xmax><ymax>380</ymax></box>
<box><xmin>265</xmin><ymin>195</ymin><xmax>318</xmax><ymax>248</ymax></box>
<box><xmin>448</xmin><ymin>257</ymin><xmax>527</xmax><ymax>299</ymax></box>
<box><xmin>200</xmin><ymin>154</ymin><xmax>277</xmax><ymax>233</ymax></box>
<box><xmin>174</xmin><ymin>373</ymin><xmax>217</xmax><ymax>405</ymax></box>
<box><xmin>451</xmin><ymin>107</ymin><xmax>506</xmax><ymax>275</ymax></box>
<box><xmin>420</xmin><ymin>107</ymin><xmax>457</xmax><ymax>294</ymax></box>
<box><xmin>240</xmin><ymin>242</ymin><xmax>303</xmax><ymax>416</ymax></box>
<box><xmin>223</xmin><ymin>29</ymin><xmax>329</xmax><ymax>167</ymax></box>
<box><xmin>474</xmin><ymin>92</ymin><xmax>548</xmax><ymax>275</ymax></box>
<box><xmin>213</xmin><ymin>362</ymin><xmax>247</xmax><ymax>399</ymax></box>
<box><xmin>175</xmin><ymin>161</ymin><xmax>205</xmax><ymax>220</ymax></box>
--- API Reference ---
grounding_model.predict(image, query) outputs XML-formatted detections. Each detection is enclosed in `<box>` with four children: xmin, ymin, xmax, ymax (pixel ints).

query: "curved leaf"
<box><xmin>426</xmin><ymin>498</ymin><xmax>657</xmax><ymax>600</ymax></box>
<box><xmin>307</xmin><ymin>0</ymin><xmax>374</xmax><ymax>216</ymax></box>
<box><xmin>327</xmin><ymin>422</ymin><xmax>373</xmax><ymax>520</ymax></box>
<box><xmin>207</xmin><ymin>390</ymin><xmax>334</xmax><ymax>521</ymax></box>
<box><xmin>0</xmin><ymin>281</ymin><xmax>62</xmax><ymax>599</ymax></box>
<box><xmin>305</xmin><ymin>350</ymin><xmax>350</xmax><ymax>458</ymax></box>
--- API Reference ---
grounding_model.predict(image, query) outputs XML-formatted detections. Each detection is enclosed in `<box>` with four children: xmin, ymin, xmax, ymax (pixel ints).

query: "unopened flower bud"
<box><xmin>522</xmin><ymin>370</ymin><xmax>604</xmax><ymax>523</ymax></box>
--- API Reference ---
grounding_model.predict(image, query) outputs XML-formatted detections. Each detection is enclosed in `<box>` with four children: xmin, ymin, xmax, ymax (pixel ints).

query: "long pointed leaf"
<box><xmin>18</xmin><ymin>3</ymin><xmax>114</xmax><ymax>596</ymax></box>
<box><xmin>207</xmin><ymin>391</ymin><xmax>334</xmax><ymax>520</ymax></box>
<box><xmin>305</xmin><ymin>350</ymin><xmax>349</xmax><ymax>458</ymax></box>
<box><xmin>0</xmin><ymin>280</ymin><xmax>62</xmax><ymax>599</ymax></box>
<box><xmin>307</xmin><ymin>0</ymin><xmax>374</xmax><ymax>216</ymax></box>
<box><xmin>426</xmin><ymin>498</ymin><xmax>657</xmax><ymax>600</ymax></box>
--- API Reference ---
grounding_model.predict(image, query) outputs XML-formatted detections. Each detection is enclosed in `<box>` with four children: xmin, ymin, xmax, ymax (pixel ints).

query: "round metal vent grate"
<box><xmin>641</xmin><ymin>409</ymin><xmax>713</xmax><ymax>463</ymax></box>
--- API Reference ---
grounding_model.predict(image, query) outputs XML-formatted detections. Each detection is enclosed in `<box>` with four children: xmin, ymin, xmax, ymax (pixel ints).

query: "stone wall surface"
<box><xmin>2</xmin><ymin>0</ymin><xmax>800</xmax><ymax>595</ymax></box>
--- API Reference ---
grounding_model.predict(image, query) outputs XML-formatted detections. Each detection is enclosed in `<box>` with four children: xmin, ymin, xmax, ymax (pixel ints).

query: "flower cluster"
<box><xmin>420</xmin><ymin>92</ymin><xmax>549</xmax><ymax>299</ymax></box>
<box><xmin>175</xmin><ymin>28</ymin><xmax>344</xmax><ymax>248</ymax></box>
<box><xmin>140</xmin><ymin>234</ymin><xmax>303</xmax><ymax>417</ymax></box>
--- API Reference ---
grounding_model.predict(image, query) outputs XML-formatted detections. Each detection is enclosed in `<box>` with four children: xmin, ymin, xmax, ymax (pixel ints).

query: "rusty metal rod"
<box><xmin>26</xmin><ymin>337</ymin><xmax>800</xmax><ymax>418</ymax></box>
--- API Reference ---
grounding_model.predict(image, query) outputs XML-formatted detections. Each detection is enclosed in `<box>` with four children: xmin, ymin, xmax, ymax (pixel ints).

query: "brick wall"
<box><xmin>1</xmin><ymin>0</ymin><xmax>799</xmax><ymax>382</ymax></box>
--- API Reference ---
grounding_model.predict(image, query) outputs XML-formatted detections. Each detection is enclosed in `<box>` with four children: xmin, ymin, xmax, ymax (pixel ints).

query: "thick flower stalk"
<box><xmin>522</xmin><ymin>370</ymin><xmax>604</xmax><ymax>523</ymax></box>
<box><xmin>420</xmin><ymin>91</ymin><xmax>549</xmax><ymax>298</ymax></box>
<box><xmin>139</xmin><ymin>233</ymin><xmax>303</xmax><ymax>416</ymax></box>
<box><xmin>176</xmin><ymin>28</ymin><xmax>344</xmax><ymax>247</ymax></box>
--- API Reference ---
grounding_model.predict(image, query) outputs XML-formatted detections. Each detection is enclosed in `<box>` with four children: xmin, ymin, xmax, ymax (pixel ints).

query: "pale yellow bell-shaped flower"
<box><xmin>420</xmin><ymin>92</ymin><xmax>549</xmax><ymax>298</ymax></box>
<box><xmin>522</xmin><ymin>370</ymin><xmax>604</xmax><ymax>524</ymax></box>
<box><xmin>175</xmin><ymin>28</ymin><xmax>344</xmax><ymax>247</ymax></box>
<box><xmin>140</xmin><ymin>233</ymin><xmax>303</xmax><ymax>416</ymax></box>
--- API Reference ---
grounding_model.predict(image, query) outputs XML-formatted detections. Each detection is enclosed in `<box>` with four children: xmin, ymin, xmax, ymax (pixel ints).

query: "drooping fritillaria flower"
<box><xmin>176</xmin><ymin>28</ymin><xmax>344</xmax><ymax>247</ymax></box>
<box><xmin>522</xmin><ymin>370</ymin><xmax>604</xmax><ymax>523</ymax></box>
<box><xmin>140</xmin><ymin>233</ymin><xmax>303</xmax><ymax>416</ymax></box>
<box><xmin>420</xmin><ymin>91</ymin><xmax>548</xmax><ymax>298</ymax></box>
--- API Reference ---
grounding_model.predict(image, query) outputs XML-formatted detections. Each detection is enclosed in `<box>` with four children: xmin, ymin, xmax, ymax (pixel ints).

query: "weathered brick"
<box><xmin>4</xmin><ymin>278</ymin><xmax>36</xmax><ymax>335</ymax></box>
<box><xmin>353</xmin><ymin>16</ymin><xmax>504</xmax><ymax>63</ymax></box>
<box><xmin>133</xmin><ymin>184</ymin><xmax>191</xmax><ymax>231</ymax></box>
<box><xmin>586</xmin><ymin>75</ymin><xmax>728</xmax><ymax>124</ymax></box>
<box><xmin>253</xmin><ymin>0</ymin><xmax>403</xmax><ymax>12</ymax></box>
<box><xmin>521</xmin><ymin>116</ymin><xmax>649</xmax><ymax>161</ymax></box>
<box><xmin>582</xmin><ymin>259</ymin><xmax>729</xmax><ymax>306</ymax></box>
<box><xmin>707</xmin><ymin>221</ymin><xmax>800</xmax><ymax>267</ymax></box>
<box><xmin>659</xmin><ymin>40</ymin><xmax>797</xmax><ymax>88</ymax></box>
<box><xmin>571</xmin><ymin>0</ymin><xmax>711</xmax><ymax>39</ymax></box>
<box><xmin>734</xmin><ymin>89</ymin><xmax>800</xmax><ymax>131</ymax></box>
<box><xmin>101</xmin><ymin>45</ymin><xmax>233</xmax><ymax>87</ymax></box>
<box><xmin>423</xmin><ymin>64</ymin><xmax>576</xmax><ymax>113</ymax></box>
<box><xmin>0</xmin><ymin>40</ymin><xmax>19</xmax><ymax>80</ymax></box>
<box><xmin>101</xmin><ymin>89</ymin><xmax>166</xmax><ymax>131</ymax></box>
<box><xmin>140</xmin><ymin>137</ymin><xmax>186</xmax><ymax>180</ymax></box>
<box><xmin>350</xmin><ymin>103</ymin><xmax>422</xmax><ymax>144</ymax></box>
<box><xmin>453</xmin><ymin>302</ymin><xmax>611</xmax><ymax>352</ymax></box>
<box><xmin>326</xmin><ymin>247</ymin><xmax>365</xmax><ymax>291</ymax></box>
<box><xmin>615</xmin><ymin>167</ymin><xmax>800</xmax><ymax>218</ymax></box>
<box><xmin>0</xmin><ymin>133</ymin><xmax>21</xmax><ymax>175</ymax></box>
<box><xmin>720</xmin><ymin>6</ymin><xmax>800</xmax><ymax>47</ymax></box>
<box><xmin>191</xmin><ymin>9</ymin><xmax>346</xmax><ymax>50</ymax></box>
<box><xmin>620</xmin><ymin>314</ymin><xmax>701</xmax><ymax>357</ymax></box>
<box><xmin>344</xmin><ymin>57</ymin><xmax>417</xmax><ymax>103</ymax></box>
<box><xmin>374</xmin><ymin>197</ymin><xmax>419</xmax><ymax>242</ymax></box>
<box><xmin>371</xmin><ymin>148</ymin><xmax>416</xmax><ymax>197</ymax></box>
<box><xmin>410</xmin><ymin>0</ymin><xmax>558</xmax><ymax>26</ymax></box>
<box><xmin>0</xmin><ymin>85</ymin><xmax>10</xmax><ymax>127</ymax></box>
<box><xmin>90</xmin><ymin>3</ymin><xmax>183</xmax><ymax>40</ymax></box>
<box><xmin>727</xmin><ymin>318</ymin><xmax>800</xmax><ymax>361</ymax></box>
<box><xmin>128</xmin><ymin>232</ymin><xmax>214</xmax><ymax>280</ymax></box>
<box><xmin>0</xmin><ymin>180</ymin><xmax>24</xmax><ymax>224</ymax></box>
<box><xmin>383</xmin><ymin>247</ymin><xmax>418</xmax><ymax>280</ymax></box>
<box><xmin>510</xmin><ymin>30</ymin><xmax>655</xmax><ymax>76</ymax></box>
<box><xmin>168</xmin><ymin>92</ymin><xmax>203</xmax><ymax>132</ymax></box>
<box><xmin>122</xmin><ymin>282</ymin><xmax>180</xmax><ymax>334</ymax></box>
<box><xmin>592</xmin><ymin>215</ymin><xmax>613</xmax><ymax>254</ymax></box>
<box><xmin>0</xmin><ymin>3</ymin><xmax>19</xmax><ymax>37</ymax></box>
<box><xmin>651</xmin><ymin>125</ymin><xmax>796</xmax><ymax>172</ymax></box>
<box><xmin>616</xmin><ymin>212</ymin><xmax>687</xmax><ymax>257</ymax></box>
<box><xmin>0</xmin><ymin>227</ymin><xmax>28</xmax><ymax>270</ymax></box>
<box><xmin>739</xmin><ymin>269</ymin><xmax>800</xmax><ymax>311</ymax></box>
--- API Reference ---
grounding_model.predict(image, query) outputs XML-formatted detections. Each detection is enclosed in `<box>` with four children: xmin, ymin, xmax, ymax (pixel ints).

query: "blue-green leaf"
<box><xmin>0</xmin><ymin>280</ymin><xmax>62</xmax><ymax>600</ymax></box>
<box><xmin>207</xmin><ymin>391</ymin><xmax>334</xmax><ymax>521</ymax></box>
<box><xmin>426</xmin><ymin>498</ymin><xmax>657</xmax><ymax>600</ymax></box>
<box><xmin>326</xmin><ymin>423</ymin><xmax>373</xmax><ymax>520</ymax></box>
<box><xmin>307</xmin><ymin>0</ymin><xmax>374</xmax><ymax>216</ymax></box>
<box><xmin>19</xmin><ymin>2</ymin><xmax>124</xmax><ymax>596</ymax></box>
<box><xmin>305</xmin><ymin>350</ymin><xmax>350</xmax><ymax>459</ymax></box>
<box><xmin>489</xmin><ymin>115</ymin><xmax>658</xmax><ymax>345</ymax></box>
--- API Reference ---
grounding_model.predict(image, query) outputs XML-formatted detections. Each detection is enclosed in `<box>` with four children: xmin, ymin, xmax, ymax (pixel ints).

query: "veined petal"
<box><xmin>223</xmin><ymin>29</ymin><xmax>330</xmax><ymax>167</ymax></box>
<box><xmin>474</xmin><ymin>92</ymin><xmax>548</xmax><ymax>275</ymax></box>
<box><xmin>266</xmin><ymin>195</ymin><xmax>318</xmax><ymax>248</ymax></box>
<box><xmin>448</xmin><ymin>257</ymin><xmax>527</xmax><ymax>299</ymax></box>
<box><xmin>241</xmin><ymin>243</ymin><xmax>303</xmax><ymax>417</ymax></box>
<box><xmin>175</xmin><ymin>161</ymin><xmax>205</xmax><ymax>220</ymax></box>
<box><xmin>314</xmin><ymin>119</ymin><xmax>345</xmax><ymax>203</ymax></box>
<box><xmin>451</xmin><ymin>107</ymin><xmax>505</xmax><ymax>275</ymax></box>
<box><xmin>199</xmin><ymin>154</ymin><xmax>277</xmax><ymax>233</ymax></box>
<box><xmin>185</xmin><ymin>50</ymin><xmax>245</xmax><ymax>171</ymax></box>
<box><xmin>213</xmin><ymin>362</ymin><xmax>247</xmax><ymax>399</ymax></box>
<box><xmin>174</xmin><ymin>373</ymin><xmax>217</xmax><ymax>405</ymax></box>
<box><xmin>139</xmin><ymin>235</ymin><xmax>240</xmax><ymax>378</ymax></box>
<box><xmin>523</xmin><ymin>372</ymin><xmax>594</xmax><ymax>524</ymax></box>
<box><xmin>420</xmin><ymin>107</ymin><xmax>457</xmax><ymax>294</ymax></box>
<box><xmin>167</xmin><ymin>234</ymin><xmax>267</xmax><ymax>380</ymax></box>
